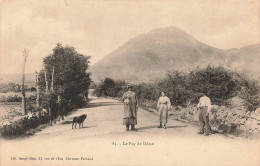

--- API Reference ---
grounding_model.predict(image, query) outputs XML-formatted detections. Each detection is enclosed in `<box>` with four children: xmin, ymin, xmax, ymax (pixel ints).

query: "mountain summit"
<box><xmin>90</xmin><ymin>27</ymin><xmax>259</xmax><ymax>81</ymax></box>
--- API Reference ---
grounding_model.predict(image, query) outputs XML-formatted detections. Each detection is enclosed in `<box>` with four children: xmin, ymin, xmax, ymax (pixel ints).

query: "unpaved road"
<box><xmin>1</xmin><ymin>97</ymin><xmax>260</xmax><ymax>166</ymax></box>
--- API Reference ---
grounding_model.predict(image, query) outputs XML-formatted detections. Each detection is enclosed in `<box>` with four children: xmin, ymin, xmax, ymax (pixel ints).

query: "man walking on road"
<box><xmin>122</xmin><ymin>84</ymin><xmax>138</xmax><ymax>131</ymax></box>
<box><xmin>197</xmin><ymin>93</ymin><xmax>212</xmax><ymax>136</ymax></box>
<box><xmin>157</xmin><ymin>91</ymin><xmax>171</xmax><ymax>129</ymax></box>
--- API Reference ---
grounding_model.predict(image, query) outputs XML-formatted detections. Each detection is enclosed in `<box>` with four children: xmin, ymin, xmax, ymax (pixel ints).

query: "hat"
<box><xmin>127</xmin><ymin>84</ymin><xmax>133</xmax><ymax>88</ymax></box>
<box><xmin>197</xmin><ymin>92</ymin><xmax>206</xmax><ymax>98</ymax></box>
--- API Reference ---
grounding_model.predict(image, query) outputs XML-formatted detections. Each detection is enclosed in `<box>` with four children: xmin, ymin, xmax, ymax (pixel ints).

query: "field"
<box><xmin>0</xmin><ymin>91</ymin><xmax>35</xmax><ymax>98</ymax></box>
<box><xmin>0</xmin><ymin>92</ymin><xmax>36</xmax><ymax>123</ymax></box>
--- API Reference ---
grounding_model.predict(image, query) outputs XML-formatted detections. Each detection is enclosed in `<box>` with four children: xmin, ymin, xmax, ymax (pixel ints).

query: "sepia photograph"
<box><xmin>0</xmin><ymin>0</ymin><xmax>259</xmax><ymax>165</ymax></box>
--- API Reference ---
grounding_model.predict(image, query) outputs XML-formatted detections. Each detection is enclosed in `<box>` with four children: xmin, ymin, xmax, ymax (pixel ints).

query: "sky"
<box><xmin>0</xmin><ymin>0</ymin><xmax>259</xmax><ymax>74</ymax></box>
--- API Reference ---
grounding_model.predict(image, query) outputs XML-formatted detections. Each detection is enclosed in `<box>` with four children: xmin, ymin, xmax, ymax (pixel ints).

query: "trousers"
<box><xmin>198</xmin><ymin>106</ymin><xmax>210</xmax><ymax>134</ymax></box>
<box><xmin>158</xmin><ymin>104</ymin><xmax>168</xmax><ymax>125</ymax></box>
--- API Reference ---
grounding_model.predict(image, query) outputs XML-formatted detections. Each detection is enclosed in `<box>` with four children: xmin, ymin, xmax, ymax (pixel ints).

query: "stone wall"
<box><xmin>169</xmin><ymin>105</ymin><xmax>260</xmax><ymax>137</ymax></box>
<box><xmin>141</xmin><ymin>98</ymin><xmax>260</xmax><ymax>138</ymax></box>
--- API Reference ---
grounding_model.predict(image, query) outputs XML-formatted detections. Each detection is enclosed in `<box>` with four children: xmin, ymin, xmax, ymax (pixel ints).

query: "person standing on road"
<box><xmin>122</xmin><ymin>84</ymin><xmax>138</xmax><ymax>131</ymax></box>
<box><xmin>157</xmin><ymin>91</ymin><xmax>171</xmax><ymax>129</ymax></box>
<box><xmin>197</xmin><ymin>93</ymin><xmax>212</xmax><ymax>136</ymax></box>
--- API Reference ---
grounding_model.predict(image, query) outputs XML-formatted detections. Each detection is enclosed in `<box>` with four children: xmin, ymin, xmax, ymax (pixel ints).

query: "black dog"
<box><xmin>72</xmin><ymin>114</ymin><xmax>87</xmax><ymax>129</ymax></box>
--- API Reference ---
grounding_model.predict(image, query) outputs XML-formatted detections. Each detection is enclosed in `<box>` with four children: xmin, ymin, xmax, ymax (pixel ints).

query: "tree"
<box><xmin>38</xmin><ymin>43</ymin><xmax>91</xmax><ymax>115</ymax></box>
<box><xmin>35</xmin><ymin>71</ymin><xmax>40</xmax><ymax>108</ymax></box>
<box><xmin>93</xmin><ymin>78</ymin><xmax>116</xmax><ymax>97</ymax></box>
<box><xmin>21</xmin><ymin>49</ymin><xmax>29</xmax><ymax>115</ymax></box>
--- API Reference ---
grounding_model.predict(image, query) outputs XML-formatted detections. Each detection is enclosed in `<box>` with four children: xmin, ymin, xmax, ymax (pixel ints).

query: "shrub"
<box><xmin>0</xmin><ymin>95</ymin><xmax>36</xmax><ymax>103</ymax></box>
<box><xmin>93</xmin><ymin>78</ymin><xmax>126</xmax><ymax>97</ymax></box>
<box><xmin>94</xmin><ymin>65</ymin><xmax>260</xmax><ymax>112</ymax></box>
<box><xmin>188</xmin><ymin>66</ymin><xmax>237</xmax><ymax>105</ymax></box>
<box><xmin>0</xmin><ymin>114</ymin><xmax>49</xmax><ymax>137</ymax></box>
<box><xmin>239</xmin><ymin>79</ymin><xmax>260</xmax><ymax>111</ymax></box>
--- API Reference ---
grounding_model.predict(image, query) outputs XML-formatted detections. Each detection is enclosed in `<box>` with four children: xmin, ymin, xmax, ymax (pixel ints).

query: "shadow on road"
<box><xmin>137</xmin><ymin>125</ymin><xmax>188</xmax><ymax>130</ymax></box>
<box><xmin>167</xmin><ymin>125</ymin><xmax>188</xmax><ymax>128</ymax></box>
<box><xmin>61</xmin><ymin>121</ymin><xmax>97</xmax><ymax>128</ymax></box>
<box><xmin>137</xmin><ymin>125</ymin><xmax>158</xmax><ymax>130</ymax></box>
<box><xmin>41</xmin><ymin>126</ymin><xmax>97</xmax><ymax>135</ymax></box>
<box><xmin>61</xmin><ymin>121</ymin><xmax>73</xmax><ymax>124</ymax></box>
<box><xmin>72</xmin><ymin>126</ymin><xmax>97</xmax><ymax>129</ymax></box>
<box><xmin>87</xmin><ymin>102</ymin><xmax>122</xmax><ymax>108</ymax></box>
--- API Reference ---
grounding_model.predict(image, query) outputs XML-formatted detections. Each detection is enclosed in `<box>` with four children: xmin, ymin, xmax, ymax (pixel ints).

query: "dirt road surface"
<box><xmin>1</xmin><ymin>97</ymin><xmax>260</xmax><ymax>166</ymax></box>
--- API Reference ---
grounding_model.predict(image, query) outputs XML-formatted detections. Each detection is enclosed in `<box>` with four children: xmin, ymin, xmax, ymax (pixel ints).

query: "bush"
<box><xmin>0</xmin><ymin>83</ymin><xmax>21</xmax><ymax>93</ymax></box>
<box><xmin>239</xmin><ymin>78</ymin><xmax>260</xmax><ymax>111</ymax></box>
<box><xmin>5</xmin><ymin>95</ymin><xmax>21</xmax><ymax>102</ymax></box>
<box><xmin>93</xmin><ymin>78</ymin><xmax>126</xmax><ymax>97</ymax></box>
<box><xmin>188</xmin><ymin>66</ymin><xmax>237</xmax><ymax>105</ymax></box>
<box><xmin>94</xmin><ymin>66</ymin><xmax>260</xmax><ymax>112</ymax></box>
<box><xmin>134</xmin><ymin>83</ymin><xmax>160</xmax><ymax>104</ymax></box>
<box><xmin>0</xmin><ymin>95</ymin><xmax>36</xmax><ymax>103</ymax></box>
<box><xmin>0</xmin><ymin>114</ymin><xmax>49</xmax><ymax>137</ymax></box>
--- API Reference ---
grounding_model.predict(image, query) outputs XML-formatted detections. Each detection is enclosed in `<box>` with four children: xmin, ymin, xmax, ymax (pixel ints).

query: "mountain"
<box><xmin>91</xmin><ymin>27</ymin><xmax>260</xmax><ymax>81</ymax></box>
<box><xmin>91</xmin><ymin>27</ymin><xmax>224</xmax><ymax>81</ymax></box>
<box><xmin>225</xmin><ymin>44</ymin><xmax>260</xmax><ymax>79</ymax></box>
<box><xmin>2</xmin><ymin>27</ymin><xmax>258</xmax><ymax>84</ymax></box>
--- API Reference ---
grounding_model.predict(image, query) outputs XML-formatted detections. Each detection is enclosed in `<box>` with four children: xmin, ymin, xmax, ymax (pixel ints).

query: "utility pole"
<box><xmin>21</xmin><ymin>49</ymin><xmax>29</xmax><ymax>115</ymax></box>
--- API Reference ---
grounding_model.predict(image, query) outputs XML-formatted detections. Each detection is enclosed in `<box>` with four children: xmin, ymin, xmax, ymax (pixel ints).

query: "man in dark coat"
<box><xmin>122</xmin><ymin>84</ymin><xmax>138</xmax><ymax>131</ymax></box>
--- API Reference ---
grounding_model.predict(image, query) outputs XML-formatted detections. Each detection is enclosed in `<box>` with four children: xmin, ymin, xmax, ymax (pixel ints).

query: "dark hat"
<box><xmin>127</xmin><ymin>84</ymin><xmax>133</xmax><ymax>88</ymax></box>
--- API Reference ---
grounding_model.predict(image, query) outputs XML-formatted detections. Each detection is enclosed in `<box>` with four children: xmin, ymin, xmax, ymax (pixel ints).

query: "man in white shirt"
<box><xmin>157</xmin><ymin>91</ymin><xmax>171</xmax><ymax>129</ymax></box>
<box><xmin>197</xmin><ymin>93</ymin><xmax>212</xmax><ymax>136</ymax></box>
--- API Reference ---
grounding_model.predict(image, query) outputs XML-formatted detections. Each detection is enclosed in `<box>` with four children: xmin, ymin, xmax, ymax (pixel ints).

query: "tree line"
<box><xmin>94</xmin><ymin>66</ymin><xmax>260</xmax><ymax>112</ymax></box>
<box><xmin>0</xmin><ymin>83</ymin><xmax>36</xmax><ymax>93</ymax></box>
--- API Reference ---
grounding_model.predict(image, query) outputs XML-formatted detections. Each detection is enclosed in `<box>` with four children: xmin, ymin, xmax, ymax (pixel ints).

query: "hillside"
<box><xmin>225</xmin><ymin>44</ymin><xmax>260</xmax><ymax>79</ymax></box>
<box><xmin>91</xmin><ymin>27</ymin><xmax>259</xmax><ymax>81</ymax></box>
